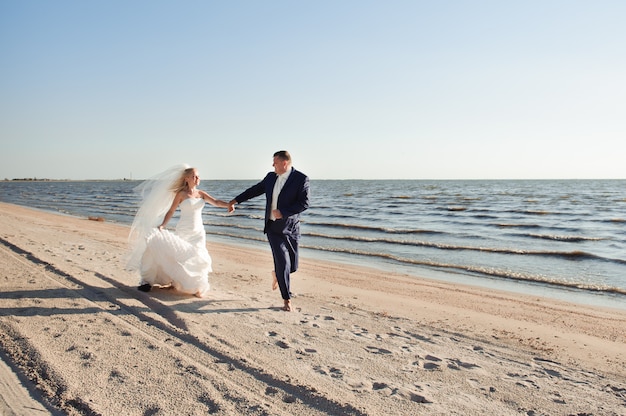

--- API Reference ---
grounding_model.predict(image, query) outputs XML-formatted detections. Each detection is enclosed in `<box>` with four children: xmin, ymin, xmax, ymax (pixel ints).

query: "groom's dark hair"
<box><xmin>274</xmin><ymin>150</ymin><xmax>291</xmax><ymax>162</ymax></box>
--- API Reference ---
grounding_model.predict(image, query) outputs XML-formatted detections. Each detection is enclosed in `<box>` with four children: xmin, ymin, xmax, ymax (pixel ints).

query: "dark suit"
<box><xmin>234</xmin><ymin>167</ymin><xmax>310</xmax><ymax>300</ymax></box>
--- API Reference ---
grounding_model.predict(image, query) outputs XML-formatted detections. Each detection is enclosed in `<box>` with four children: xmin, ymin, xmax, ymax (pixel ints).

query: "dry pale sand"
<box><xmin>0</xmin><ymin>201</ymin><xmax>625</xmax><ymax>416</ymax></box>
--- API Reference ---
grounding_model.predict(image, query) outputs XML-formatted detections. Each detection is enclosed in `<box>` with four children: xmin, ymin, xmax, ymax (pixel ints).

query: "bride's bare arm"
<box><xmin>159</xmin><ymin>192</ymin><xmax>184</xmax><ymax>229</ymax></box>
<box><xmin>199</xmin><ymin>191</ymin><xmax>230</xmax><ymax>209</ymax></box>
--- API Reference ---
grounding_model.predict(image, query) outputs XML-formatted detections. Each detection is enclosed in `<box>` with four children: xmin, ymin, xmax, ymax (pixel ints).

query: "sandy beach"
<box><xmin>0</xmin><ymin>201</ymin><xmax>625</xmax><ymax>415</ymax></box>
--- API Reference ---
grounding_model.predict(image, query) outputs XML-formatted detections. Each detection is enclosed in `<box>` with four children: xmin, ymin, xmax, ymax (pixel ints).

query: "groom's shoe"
<box><xmin>138</xmin><ymin>283</ymin><xmax>152</xmax><ymax>292</ymax></box>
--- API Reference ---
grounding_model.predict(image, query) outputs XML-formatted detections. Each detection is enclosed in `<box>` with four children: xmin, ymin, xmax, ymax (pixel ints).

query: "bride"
<box><xmin>126</xmin><ymin>165</ymin><xmax>231</xmax><ymax>297</ymax></box>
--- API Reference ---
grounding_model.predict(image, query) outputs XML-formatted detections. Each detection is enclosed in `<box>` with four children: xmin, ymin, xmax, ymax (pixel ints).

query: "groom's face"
<box><xmin>273</xmin><ymin>157</ymin><xmax>289</xmax><ymax>175</ymax></box>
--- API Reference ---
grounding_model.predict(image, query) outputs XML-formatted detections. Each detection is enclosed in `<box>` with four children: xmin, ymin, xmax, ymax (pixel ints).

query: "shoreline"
<box><xmin>9</xmin><ymin>197</ymin><xmax>626</xmax><ymax>311</ymax></box>
<box><xmin>1</xmin><ymin>201</ymin><xmax>625</xmax><ymax>415</ymax></box>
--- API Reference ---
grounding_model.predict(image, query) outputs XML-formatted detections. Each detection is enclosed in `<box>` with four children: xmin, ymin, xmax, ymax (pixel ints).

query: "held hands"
<box><xmin>227</xmin><ymin>200</ymin><xmax>237</xmax><ymax>214</ymax></box>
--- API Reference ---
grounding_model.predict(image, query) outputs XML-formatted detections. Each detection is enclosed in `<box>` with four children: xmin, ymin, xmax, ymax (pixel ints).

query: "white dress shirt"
<box><xmin>270</xmin><ymin>168</ymin><xmax>292</xmax><ymax>220</ymax></box>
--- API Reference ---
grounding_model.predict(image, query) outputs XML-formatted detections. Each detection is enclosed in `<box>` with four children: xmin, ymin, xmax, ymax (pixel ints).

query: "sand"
<box><xmin>0</xmin><ymin>201</ymin><xmax>625</xmax><ymax>415</ymax></box>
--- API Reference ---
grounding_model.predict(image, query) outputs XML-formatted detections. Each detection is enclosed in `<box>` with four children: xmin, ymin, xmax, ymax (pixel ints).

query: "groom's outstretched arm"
<box><xmin>230</xmin><ymin>172</ymin><xmax>273</xmax><ymax>206</ymax></box>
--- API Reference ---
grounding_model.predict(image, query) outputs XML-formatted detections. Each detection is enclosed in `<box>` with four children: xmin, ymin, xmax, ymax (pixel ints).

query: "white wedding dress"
<box><xmin>138</xmin><ymin>197</ymin><xmax>211</xmax><ymax>296</ymax></box>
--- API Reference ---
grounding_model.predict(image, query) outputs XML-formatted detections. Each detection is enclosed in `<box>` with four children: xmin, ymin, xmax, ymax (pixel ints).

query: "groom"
<box><xmin>228</xmin><ymin>151</ymin><xmax>310</xmax><ymax>311</ymax></box>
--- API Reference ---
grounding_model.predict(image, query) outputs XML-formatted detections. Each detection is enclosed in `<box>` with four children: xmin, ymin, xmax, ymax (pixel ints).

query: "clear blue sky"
<box><xmin>1</xmin><ymin>1</ymin><xmax>624</xmax><ymax>180</ymax></box>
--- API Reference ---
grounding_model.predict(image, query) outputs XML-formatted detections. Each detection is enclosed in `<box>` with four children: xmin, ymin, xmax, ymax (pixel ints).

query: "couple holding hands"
<box><xmin>127</xmin><ymin>150</ymin><xmax>310</xmax><ymax>312</ymax></box>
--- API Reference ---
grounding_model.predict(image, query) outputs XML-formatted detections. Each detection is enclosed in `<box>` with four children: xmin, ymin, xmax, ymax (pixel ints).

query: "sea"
<box><xmin>1</xmin><ymin>179</ymin><xmax>625</xmax><ymax>310</ymax></box>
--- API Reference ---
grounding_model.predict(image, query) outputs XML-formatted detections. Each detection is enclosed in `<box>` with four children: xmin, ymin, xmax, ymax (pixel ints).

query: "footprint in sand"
<box><xmin>532</xmin><ymin>357</ymin><xmax>564</xmax><ymax>379</ymax></box>
<box><xmin>328</xmin><ymin>367</ymin><xmax>343</xmax><ymax>378</ymax></box>
<box><xmin>108</xmin><ymin>369</ymin><xmax>127</xmax><ymax>383</ymax></box>
<box><xmin>275</xmin><ymin>340</ymin><xmax>290</xmax><ymax>349</ymax></box>
<box><xmin>313</xmin><ymin>365</ymin><xmax>327</xmax><ymax>376</ymax></box>
<box><xmin>313</xmin><ymin>365</ymin><xmax>344</xmax><ymax>379</ymax></box>
<box><xmin>386</xmin><ymin>330</ymin><xmax>412</xmax><ymax>342</ymax></box>
<box><xmin>371</xmin><ymin>381</ymin><xmax>433</xmax><ymax>403</ymax></box>
<box><xmin>506</xmin><ymin>372</ymin><xmax>540</xmax><ymax>389</ymax></box>
<box><xmin>80</xmin><ymin>350</ymin><xmax>95</xmax><ymax>367</ymax></box>
<box><xmin>300</xmin><ymin>314</ymin><xmax>337</xmax><ymax>327</ymax></box>
<box><xmin>351</xmin><ymin>325</ymin><xmax>372</xmax><ymax>339</ymax></box>
<box><xmin>365</xmin><ymin>346</ymin><xmax>393</xmax><ymax>355</ymax></box>
<box><xmin>344</xmin><ymin>377</ymin><xmax>370</xmax><ymax>393</ymax></box>
<box><xmin>466</xmin><ymin>378</ymin><xmax>495</xmax><ymax>394</ymax></box>
<box><xmin>447</xmin><ymin>358</ymin><xmax>481</xmax><ymax>371</ymax></box>
<box><xmin>266</xmin><ymin>331</ymin><xmax>291</xmax><ymax>349</ymax></box>
<box><xmin>401</xmin><ymin>329</ymin><xmax>436</xmax><ymax>344</ymax></box>
<box><xmin>422</xmin><ymin>354</ymin><xmax>442</xmax><ymax>370</ymax></box>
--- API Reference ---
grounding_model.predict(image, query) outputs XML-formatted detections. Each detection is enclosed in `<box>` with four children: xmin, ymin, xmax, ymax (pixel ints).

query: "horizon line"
<box><xmin>3</xmin><ymin>177</ymin><xmax>625</xmax><ymax>182</ymax></box>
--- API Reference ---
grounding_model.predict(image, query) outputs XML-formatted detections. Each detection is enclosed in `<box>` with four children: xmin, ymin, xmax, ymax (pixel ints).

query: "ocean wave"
<box><xmin>205</xmin><ymin>222</ymin><xmax>262</xmax><ymax>232</ymax></box>
<box><xmin>495</xmin><ymin>222</ymin><xmax>579</xmax><ymax>233</ymax></box>
<box><xmin>496</xmin><ymin>223</ymin><xmax>543</xmax><ymax>229</ymax></box>
<box><xmin>526</xmin><ymin>233</ymin><xmax>605</xmax><ymax>242</ymax></box>
<box><xmin>300</xmin><ymin>244</ymin><xmax>626</xmax><ymax>296</ymax></box>
<box><xmin>206</xmin><ymin>231</ymin><xmax>266</xmax><ymax>243</ymax></box>
<box><xmin>209</xmin><ymin>212</ymin><xmax>265</xmax><ymax>221</ymax></box>
<box><xmin>303</xmin><ymin>232</ymin><xmax>626</xmax><ymax>264</ymax></box>
<box><xmin>306</xmin><ymin>221</ymin><xmax>442</xmax><ymax>235</ymax></box>
<box><xmin>517</xmin><ymin>209</ymin><xmax>553</xmax><ymax>215</ymax></box>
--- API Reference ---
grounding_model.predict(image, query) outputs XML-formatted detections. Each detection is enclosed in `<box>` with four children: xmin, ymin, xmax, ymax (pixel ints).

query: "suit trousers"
<box><xmin>267</xmin><ymin>229</ymin><xmax>299</xmax><ymax>300</ymax></box>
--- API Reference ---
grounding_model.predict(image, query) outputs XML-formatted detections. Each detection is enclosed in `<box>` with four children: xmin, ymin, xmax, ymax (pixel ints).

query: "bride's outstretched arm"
<box><xmin>200</xmin><ymin>191</ymin><xmax>231</xmax><ymax>210</ymax></box>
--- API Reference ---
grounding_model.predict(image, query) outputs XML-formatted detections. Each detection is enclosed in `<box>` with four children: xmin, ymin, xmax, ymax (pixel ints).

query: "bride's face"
<box><xmin>186</xmin><ymin>170</ymin><xmax>200</xmax><ymax>187</ymax></box>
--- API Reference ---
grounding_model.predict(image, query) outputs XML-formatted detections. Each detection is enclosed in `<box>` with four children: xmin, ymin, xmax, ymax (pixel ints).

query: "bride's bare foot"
<box><xmin>282</xmin><ymin>299</ymin><xmax>292</xmax><ymax>312</ymax></box>
<box><xmin>272</xmin><ymin>271</ymin><xmax>278</xmax><ymax>291</ymax></box>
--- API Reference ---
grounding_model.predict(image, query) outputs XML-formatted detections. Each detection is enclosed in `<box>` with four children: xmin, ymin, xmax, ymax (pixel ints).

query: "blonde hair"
<box><xmin>172</xmin><ymin>167</ymin><xmax>196</xmax><ymax>193</ymax></box>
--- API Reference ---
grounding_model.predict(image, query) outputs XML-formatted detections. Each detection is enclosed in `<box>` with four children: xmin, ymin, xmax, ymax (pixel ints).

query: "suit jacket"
<box><xmin>234</xmin><ymin>168</ymin><xmax>310</xmax><ymax>236</ymax></box>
